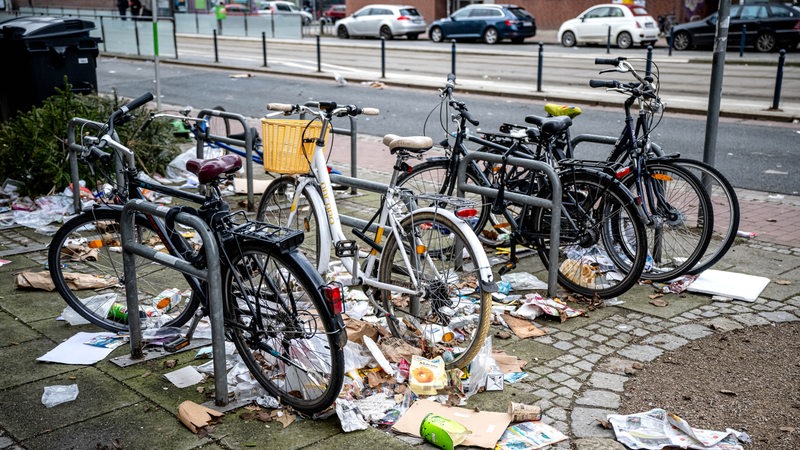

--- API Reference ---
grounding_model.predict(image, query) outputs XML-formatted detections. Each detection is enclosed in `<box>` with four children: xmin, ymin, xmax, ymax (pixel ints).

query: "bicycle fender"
<box><xmin>407</xmin><ymin>206</ymin><xmax>496</xmax><ymax>292</ymax></box>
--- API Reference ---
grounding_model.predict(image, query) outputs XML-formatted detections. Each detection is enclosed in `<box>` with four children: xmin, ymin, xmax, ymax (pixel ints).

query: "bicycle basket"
<box><xmin>261</xmin><ymin>119</ymin><xmax>329</xmax><ymax>174</ymax></box>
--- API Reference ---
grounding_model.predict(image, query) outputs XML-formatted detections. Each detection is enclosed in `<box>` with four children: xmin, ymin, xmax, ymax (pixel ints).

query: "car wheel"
<box><xmin>483</xmin><ymin>27</ymin><xmax>498</xmax><ymax>45</ymax></box>
<box><xmin>561</xmin><ymin>30</ymin><xmax>576</xmax><ymax>47</ymax></box>
<box><xmin>616</xmin><ymin>31</ymin><xmax>632</xmax><ymax>49</ymax></box>
<box><xmin>337</xmin><ymin>25</ymin><xmax>349</xmax><ymax>39</ymax></box>
<box><xmin>430</xmin><ymin>26</ymin><xmax>444</xmax><ymax>43</ymax></box>
<box><xmin>407</xmin><ymin>33</ymin><xmax>420</xmax><ymax>40</ymax></box>
<box><xmin>755</xmin><ymin>32</ymin><xmax>776</xmax><ymax>52</ymax></box>
<box><xmin>672</xmin><ymin>30</ymin><xmax>691</xmax><ymax>50</ymax></box>
<box><xmin>380</xmin><ymin>26</ymin><xmax>393</xmax><ymax>40</ymax></box>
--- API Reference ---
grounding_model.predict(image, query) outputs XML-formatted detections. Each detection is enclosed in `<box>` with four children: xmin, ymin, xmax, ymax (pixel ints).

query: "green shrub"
<box><xmin>0</xmin><ymin>87</ymin><xmax>183</xmax><ymax>197</ymax></box>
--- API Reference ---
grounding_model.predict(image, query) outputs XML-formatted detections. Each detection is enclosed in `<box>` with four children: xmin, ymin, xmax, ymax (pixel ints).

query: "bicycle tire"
<box><xmin>669</xmin><ymin>158</ymin><xmax>739</xmax><ymax>275</ymax></box>
<box><xmin>619</xmin><ymin>161</ymin><xmax>713</xmax><ymax>282</ymax></box>
<box><xmin>256</xmin><ymin>176</ymin><xmax>325</xmax><ymax>272</ymax></box>
<box><xmin>224</xmin><ymin>242</ymin><xmax>344</xmax><ymax>415</ymax></box>
<box><xmin>48</xmin><ymin>207</ymin><xmax>199</xmax><ymax>332</ymax></box>
<box><xmin>533</xmin><ymin>169</ymin><xmax>648</xmax><ymax>299</ymax></box>
<box><xmin>378</xmin><ymin>210</ymin><xmax>492</xmax><ymax>369</ymax></box>
<box><xmin>396</xmin><ymin>159</ymin><xmax>499</xmax><ymax>246</ymax></box>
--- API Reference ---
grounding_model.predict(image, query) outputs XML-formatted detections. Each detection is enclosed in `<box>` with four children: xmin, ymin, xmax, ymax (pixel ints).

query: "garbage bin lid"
<box><xmin>0</xmin><ymin>16</ymin><xmax>96</xmax><ymax>40</ymax></box>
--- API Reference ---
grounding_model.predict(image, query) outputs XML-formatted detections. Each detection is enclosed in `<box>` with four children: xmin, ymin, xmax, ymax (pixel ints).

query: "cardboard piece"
<box><xmin>345</xmin><ymin>318</ymin><xmax>383</xmax><ymax>344</ymax></box>
<box><xmin>492</xmin><ymin>350</ymin><xmax>527</xmax><ymax>374</ymax></box>
<box><xmin>502</xmin><ymin>313</ymin><xmax>546</xmax><ymax>339</ymax></box>
<box><xmin>378</xmin><ymin>336</ymin><xmax>422</xmax><ymax>363</ymax></box>
<box><xmin>177</xmin><ymin>400</ymin><xmax>224</xmax><ymax>433</ymax></box>
<box><xmin>14</xmin><ymin>271</ymin><xmax>116</xmax><ymax>292</ymax></box>
<box><xmin>687</xmin><ymin>269</ymin><xmax>770</xmax><ymax>302</ymax></box>
<box><xmin>392</xmin><ymin>399</ymin><xmax>511</xmax><ymax>449</ymax></box>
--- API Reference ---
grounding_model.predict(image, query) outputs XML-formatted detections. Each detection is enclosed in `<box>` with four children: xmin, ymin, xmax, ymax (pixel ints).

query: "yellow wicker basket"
<box><xmin>261</xmin><ymin>119</ymin><xmax>329</xmax><ymax>174</ymax></box>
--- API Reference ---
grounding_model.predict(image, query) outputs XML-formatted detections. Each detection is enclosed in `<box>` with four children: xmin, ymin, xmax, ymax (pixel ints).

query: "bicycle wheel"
<box><xmin>532</xmin><ymin>169</ymin><xmax>648</xmax><ymax>299</ymax></box>
<box><xmin>256</xmin><ymin>176</ymin><xmax>325</xmax><ymax>272</ymax></box>
<box><xmin>396</xmin><ymin>159</ymin><xmax>499</xmax><ymax>246</ymax></box>
<box><xmin>224</xmin><ymin>242</ymin><xmax>344</xmax><ymax>415</ymax></box>
<box><xmin>620</xmin><ymin>161</ymin><xmax>713</xmax><ymax>282</ymax></box>
<box><xmin>378</xmin><ymin>210</ymin><xmax>492</xmax><ymax>369</ymax></box>
<box><xmin>48</xmin><ymin>207</ymin><xmax>199</xmax><ymax>332</ymax></box>
<box><xmin>669</xmin><ymin>158</ymin><xmax>739</xmax><ymax>274</ymax></box>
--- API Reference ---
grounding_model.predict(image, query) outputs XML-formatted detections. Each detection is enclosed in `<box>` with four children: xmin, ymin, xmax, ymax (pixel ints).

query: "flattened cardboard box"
<box><xmin>392</xmin><ymin>398</ymin><xmax>511</xmax><ymax>448</ymax></box>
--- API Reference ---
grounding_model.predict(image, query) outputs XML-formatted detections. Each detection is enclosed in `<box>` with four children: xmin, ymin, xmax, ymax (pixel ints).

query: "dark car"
<box><xmin>428</xmin><ymin>3</ymin><xmax>536</xmax><ymax>44</ymax></box>
<box><xmin>671</xmin><ymin>3</ymin><xmax>800</xmax><ymax>52</ymax></box>
<box><xmin>321</xmin><ymin>4</ymin><xmax>346</xmax><ymax>24</ymax></box>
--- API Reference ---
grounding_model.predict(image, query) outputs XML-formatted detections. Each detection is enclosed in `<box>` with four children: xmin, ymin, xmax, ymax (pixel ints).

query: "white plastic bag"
<box><xmin>42</xmin><ymin>384</ymin><xmax>79</xmax><ymax>408</ymax></box>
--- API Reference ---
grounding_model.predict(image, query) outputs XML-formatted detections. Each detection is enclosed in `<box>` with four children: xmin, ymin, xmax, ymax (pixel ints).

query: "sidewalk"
<box><xmin>1</xmin><ymin>132</ymin><xmax>799</xmax><ymax>449</ymax></box>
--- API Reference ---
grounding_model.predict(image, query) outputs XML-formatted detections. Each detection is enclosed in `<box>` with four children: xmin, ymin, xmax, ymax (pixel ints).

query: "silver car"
<box><xmin>336</xmin><ymin>4</ymin><xmax>426</xmax><ymax>40</ymax></box>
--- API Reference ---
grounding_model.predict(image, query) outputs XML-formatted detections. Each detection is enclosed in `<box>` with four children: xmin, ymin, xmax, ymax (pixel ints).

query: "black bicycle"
<box><xmin>398</xmin><ymin>75</ymin><xmax>649</xmax><ymax>299</ymax></box>
<box><xmin>49</xmin><ymin>93</ymin><xmax>345</xmax><ymax>414</ymax></box>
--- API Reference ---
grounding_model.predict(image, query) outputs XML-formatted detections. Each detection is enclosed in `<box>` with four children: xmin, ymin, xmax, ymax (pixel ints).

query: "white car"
<box><xmin>336</xmin><ymin>4</ymin><xmax>426</xmax><ymax>40</ymax></box>
<box><xmin>258</xmin><ymin>1</ymin><xmax>313</xmax><ymax>25</ymax></box>
<box><xmin>558</xmin><ymin>3</ymin><xmax>658</xmax><ymax>49</ymax></box>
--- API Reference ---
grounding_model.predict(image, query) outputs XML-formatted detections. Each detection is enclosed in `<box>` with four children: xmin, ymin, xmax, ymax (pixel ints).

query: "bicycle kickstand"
<box><xmin>164</xmin><ymin>309</ymin><xmax>204</xmax><ymax>352</ymax></box>
<box><xmin>498</xmin><ymin>232</ymin><xmax>519</xmax><ymax>276</ymax></box>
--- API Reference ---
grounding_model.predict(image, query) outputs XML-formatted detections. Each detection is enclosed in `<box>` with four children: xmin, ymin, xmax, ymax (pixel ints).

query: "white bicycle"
<box><xmin>257</xmin><ymin>101</ymin><xmax>496</xmax><ymax>368</ymax></box>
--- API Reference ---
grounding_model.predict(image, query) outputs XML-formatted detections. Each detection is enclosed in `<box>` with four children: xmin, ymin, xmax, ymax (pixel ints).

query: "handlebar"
<box><xmin>439</xmin><ymin>74</ymin><xmax>479</xmax><ymax>127</ymax></box>
<box><xmin>267</xmin><ymin>102</ymin><xmax>379</xmax><ymax>118</ymax></box>
<box><xmin>589</xmin><ymin>79</ymin><xmax>620</xmax><ymax>89</ymax></box>
<box><xmin>595</xmin><ymin>57</ymin><xmax>627</xmax><ymax>66</ymax></box>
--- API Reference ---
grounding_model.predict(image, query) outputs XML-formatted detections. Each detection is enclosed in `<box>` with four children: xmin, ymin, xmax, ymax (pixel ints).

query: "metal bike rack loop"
<box><xmin>120</xmin><ymin>199</ymin><xmax>228</xmax><ymax>407</ymax></box>
<box><xmin>456</xmin><ymin>151</ymin><xmax>562</xmax><ymax>299</ymax></box>
<box><xmin>196</xmin><ymin>109</ymin><xmax>256</xmax><ymax>211</ymax></box>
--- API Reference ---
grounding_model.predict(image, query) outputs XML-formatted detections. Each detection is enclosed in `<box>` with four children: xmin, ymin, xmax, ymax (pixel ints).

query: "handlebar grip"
<box><xmin>361</xmin><ymin>107</ymin><xmax>379</xmax><ymax>116</ymax></box>
<box><xmin>267</xmin><ymin>103</ymin><xmax>294</xmax><ymax>112</ymax></box>
<box><xmin>463</xmin><ymin>109</ymin><xmax>479</xmax><ymax>126</ymax></box>
<box><xmin>447</xmin><ymin>73</ymin><xmax>456</xmax><ymax>83</ymax></box>
<box><xmin>594</xmin><ymin>57</ymin><xmax>626</xmax><ymax>65</ymax></box>
<box><xmin>589</xmin><ymin>79</ymin><xmax>619</xmax><ymax>88</ymax></box>
<box><xmin>120</xmin><ymin>93</ymin><xmax>154</xmax><ymax>114</ymax></box>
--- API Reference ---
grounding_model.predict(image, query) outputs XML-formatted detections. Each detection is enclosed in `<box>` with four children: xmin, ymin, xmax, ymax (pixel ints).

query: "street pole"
<box><xmin>702</xmin><ymin>0</ymin><xmax>730</xmax><ymax>168</ymax></box>
<box><xmin>152</xmin><ymin>0</ymin><xmax>161</xmax><ymax>110</ymax></box>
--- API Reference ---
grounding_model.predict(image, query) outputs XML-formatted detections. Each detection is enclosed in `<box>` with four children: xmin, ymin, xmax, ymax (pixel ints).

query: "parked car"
<box><xmin>258</xmin><ymin>1</ymin><xmax>313</xmax><ymax>24</ymax></box>
<box><xmin>224</xmin><ymin>3</ymin><xmax>259</xmax><ymax>15</ymax></box>
<box><xmin>671</xmin><ymin>3</ymin><xmax>800</xmax><ymax>52</ymax></box>
<box><xmin>427</xmin><ymin>4</ymin><xmax>536</xmax><ymax>44</ymax></box>
<box><xmin>321</xmin><ymin>4</ymin><xmax>346</xmax><ymax>24</ymax></box>
<box><xmin>336</xmin><ymin>4</ymin><xmax>426</xmax><ymax>40</ymax></box>
<box><xmin>557</xmin><ymin>3</ymin><xmax>659</xmax><ymax>49</ymax></box>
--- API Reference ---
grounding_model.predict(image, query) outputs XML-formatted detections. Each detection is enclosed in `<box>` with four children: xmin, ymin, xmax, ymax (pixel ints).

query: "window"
<box><xmin>738</xmin><ymin>5</ymin><xmax>767</xmax><ymax>20</ymax></box>
<box><xmin>585</xmin><ymin>7</ymin><xmax>611</xmax><ymax>19</ymax></box>
<box><xmin>400</xmin><ymin>8</ymin><xmax>421</xmax><ymax>17</ymax></box>
<box><xmin>768</xmin><ymin>5</ymin><xmax>798</xmax><ymax>18</ymax></box>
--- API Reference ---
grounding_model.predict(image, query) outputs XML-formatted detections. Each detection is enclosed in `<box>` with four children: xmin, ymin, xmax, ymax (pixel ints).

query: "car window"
<box><xmin>354</xmin><ymin>7</ymin><xmax>370</xmax><ymax>16</ymax></box>
<box><xmin>399</xmin><ymin>8</ymin><xmax>421</xmax><ymax>17</ymax></box>
<box><xmin>768</xmin><ymin>5</ymin><xmax>797</xmax><ymax>17</ymax></box>
<box><xmin>286</xmin><ymin>4</ymin><xmax>300</xmax><ymax>12</ymax></box>
<box><xmin>468</xmin><ymin>8</ymin><xmax>490</xmax><ymax>17</ymax></box>
<box><xmin>584</xmin><ymin>7</ymin><xmax>610</xmax><ymax>19</ymax></box>
<box><xmin>372</xmin><ymin>8</ymin><xmax>392</xmax><ymax>16</ymax></box>
<box><xmin>275</xmin><ymin>3</ymin><xmax>290</xmax><ymax>12</ymax></box>
<box><xmin>508</xmin><ymin>8</ymin><xmax>533</xmax><ymax>20</ymax></box>
<box><xmin>451</xmin><ymin>9</ymin><xmax>469</xmax><ymax>19</ymax></box>
<box><xmin>629</xmin><ymin>6</ymin><xmax>650</xmax><ymax>16</ymax></box>
<box><xmin>737</xmin><ymin>5</ymin><xmax>767</xmax><ymax>19</ymax></box>
<box><xmin>610</xmin><ymin>7</ymin><xmax>625</xmax><ymax>18</ymax></box>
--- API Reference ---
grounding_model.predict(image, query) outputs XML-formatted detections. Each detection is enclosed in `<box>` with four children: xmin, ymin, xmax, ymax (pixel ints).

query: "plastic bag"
<box><xmin>60</xmin><ymin>293</ymin><xmax>117</xmax><ymax>326</ymax></box>
<box><xmin>463</xmin><ymin>336</ymin><xmax>495</xmax><ymax>399</ymax></box>
<box><xmin>42</xmin><ymin>384</ymin><xmax>79</xmax><ymax>408</ymax></box>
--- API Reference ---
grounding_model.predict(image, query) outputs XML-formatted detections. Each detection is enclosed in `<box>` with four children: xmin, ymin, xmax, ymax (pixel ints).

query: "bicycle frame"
<box><xmin>282</xmin><ymin>109</ymin><xmax>495</xmax><ymax>302</ymax></box>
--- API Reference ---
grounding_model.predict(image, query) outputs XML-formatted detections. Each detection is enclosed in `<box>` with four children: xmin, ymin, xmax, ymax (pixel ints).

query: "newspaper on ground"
<box><xmin>495</xmin><ymin>421</ymin><xmax>568</xmax><ymax>450</ymax></box>
<box><xmin>607</xmin><ymin>408</ymin><xmax>750</xmax><ymax>450</ymax></box>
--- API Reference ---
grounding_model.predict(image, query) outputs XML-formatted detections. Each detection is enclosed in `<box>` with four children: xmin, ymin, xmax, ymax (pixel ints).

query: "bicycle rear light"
<box><xmin>455</xmin><ymin>208</ymin><xmax>478</xmax><ymax>218</ymax></box>
<box><xmin>615</xmin><ymin>166</ymin><xmax>631</xmax><ymax>179</ymax></box>
<box><xmin>323</xmin><ymin>282</ymin><xmax>344</xmax><ymax>315</ymax></box>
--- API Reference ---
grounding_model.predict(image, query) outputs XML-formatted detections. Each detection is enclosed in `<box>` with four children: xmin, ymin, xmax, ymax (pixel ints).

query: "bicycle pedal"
<box><xmin>164</xmin><ymin>337</ymin><xmax>190</xmax><ymax>353</ymax></box>
<box><xmin>335</xmin><ymin>240</ymin><xmax>358</xmax><ymax>258</ymax></box>
<box><xmin>498</xmin><ymin>262</ymin><xmax>517</xmax><ymax>276</ymax></box>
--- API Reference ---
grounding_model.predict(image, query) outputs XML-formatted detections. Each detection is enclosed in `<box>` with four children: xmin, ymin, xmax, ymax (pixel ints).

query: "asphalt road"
<box><xmin>97</xmin><ymin>57</ymin><xmax>799</xmax><ymax>195</ymax></box>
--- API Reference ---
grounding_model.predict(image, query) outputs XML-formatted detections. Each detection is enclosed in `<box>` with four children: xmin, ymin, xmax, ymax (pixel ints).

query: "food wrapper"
<box><xmin>408</xmin><ymin>355</ymin><xmax>446</xmax><ymax>396</ymax></box>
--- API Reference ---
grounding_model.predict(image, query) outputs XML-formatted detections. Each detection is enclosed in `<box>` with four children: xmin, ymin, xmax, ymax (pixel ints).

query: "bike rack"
<box><xmin>570</xmin><ymin>134</ymin><xmax>665</xmax><ymax>157</ymax></box>
<box><xmin>196</xmin><ymin>109</ymin><xmax>257</xmax><ymax>211</ymax></box>
<box><xmin>456</xmin><ymin>151</ymin><xmax>562</xmax><ymax>299</ymax></box>
<box><xmin>118</xmin><ymin>199</ymin><xmax>229</xmax><ymax>407</ymax></box>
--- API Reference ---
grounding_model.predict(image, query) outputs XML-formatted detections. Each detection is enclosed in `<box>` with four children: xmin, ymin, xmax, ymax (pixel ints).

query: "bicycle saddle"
<box><xmin>186</xmin><ymin>154</ymin><xmax>242</xmax><ymax>184</ymax></box>
<box><xmin>524</xmin><ymin>115</ymin><xmax>572</xmax><ymax>137</ymax></box>
<box><xmin>382</xmin><ymin>134</ymin><xmax>433</xmax><ymax>154</ymax></box>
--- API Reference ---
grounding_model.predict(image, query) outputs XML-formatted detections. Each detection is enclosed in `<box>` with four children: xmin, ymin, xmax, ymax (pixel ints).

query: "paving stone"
<box><xmin>594</xmin><ymin>345</ymin><xmax>616</xmax><ymax>355</ymax></box>
<box><xmin>670</xmin><ymin>323</ymin><xmax>713</xmax><ymax>340</ymax></box>
<box><xmin>643</xmin><ymin>333</ymin><xmax>689</xmax><ymax>351</ymax></box>
<box><xmin>557</xmin><ymin>354</ymin><xmax>580</xmax><ymax>364</ymax></box>
<box><xmin>573</xmin><ymin>328</ymin><xmax>593</xmax><ymax>337</ymax></box>
<box><xmin>588</xmin><ymin>372</ymin><xmax>628</xmax><ymax>392</ymax></box>
<box><xmin>552</xmin><ymin>396</ymin><xmax>571</xmax><ymax>408</ymax></box>
<box><xmin>640</xmin><ymin>316</ymin><xmax>662</xmax><ymax>324</ymax></box>
<box><xmin>759</xmin><ymin>310</ymin><xmax>799</xmax><ymax>322</ymax></box>
<box><xmin>583</xmin><ymin>353</ymin><xmax>603</xmax><ymax>363</ymax></box>
<box><xmin>588</xmin><ymin>334</ymin><xmax>608</xmax><ymax>343</ymax></box>
<box><xmin>553</xmin><ymin>340</ymin><xmax>575</xmax><ymax>351</ymax></box>
<box><xmin>532</xmin><ymin>388</ymin><xmax>557</xmax><ymax>400</ymax></box>
<box><xmin>700</xmin><ymin>310</ymin><xmax>721</xmax><ymax>318</ymax></box>
<box><xmin>547</xmin><ymin>371</ymin><xmax>571</xmax><ymax>383</ymax></box>
<box><xmin>571</xmin><ymin>407</ymin><xmax>616</xmax><ymax>438</ymax></box>
<box><xmin>574</xmin><ymin>360</ymin><xmax>594</xmax><ymax>371</ymax></box>
<box><xmin>562</xmin><ymin>378</ymin><xmax>582</xmax><ymax>391</ymax></box>
<box><xmin>537</xmin><ymin>398</ymin><xmax>554</xmax><ymax>410</ymax></box>
<box><xmin>575</xmin><ymin>390</ymin><xmax>620</xmax><ymax>409</ymax></box>
<box><xmin>731</xmin><ymin>312</ymin><xmax>772</xmax><ymax>326</ymax></box>
<box><xmin>605</xmin><ymin>338</ymin><xmax>627</xmax><ymax>348</ymax></box>
<box><xmin>702</xmin><ymin>316</ymin><xmax>745</xmax><ymax>332</ymax></box>
<box><xmin>536</xmin><ymin>378</ymin><xmax>559</xmax><ymax>390</ymax></box>
<box><xmin>545</xmin><ymin>406</ymin><xmax>568</xmax><ymax>422</ymax></box>
<box><xmin>632</xmin><ymin>328</ymin><xmax>651</xmax><ymax>337</ymax></box>
<box><xmin>573</xmin><ymin>338</ymin><xmax>594</xmax><ymax>348</ymax></box>
<box><xmin>570</xmin><ymin>347</ymin><xmax>591</xmax><ymax>358</ymax></box>
<box><xmin>560</xmin><ymin>365</ymin><xmax>582</xmax><ymax>377</ymax></box>
<box><xmin>617</xmin><ymin>344</ymin><xmax>664</xmax><ymax>362</ymax></box>
<box><xmin>553</xmin><ymin>331</ymin><xmax>576</xmax><ymax>341</ymax></box>
<box><xmin>553</xmin><ymin>386</ymin><xmax>574</xmax><ymax>398</ymax></box>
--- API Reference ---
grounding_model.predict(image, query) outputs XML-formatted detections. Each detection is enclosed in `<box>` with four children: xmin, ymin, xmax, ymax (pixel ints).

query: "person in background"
<box><xmin>117</xmin><ymin>0</ymin><xmax>128</xmax><ymax>20</ymax></box>
<box><xmin>130</xmin><ymin>0</ymin><xmax>141</xmax><ymax>17</ymax></box>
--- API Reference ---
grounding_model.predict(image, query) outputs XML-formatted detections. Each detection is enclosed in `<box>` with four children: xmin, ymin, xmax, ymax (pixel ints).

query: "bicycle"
<box><xmin>479</xmin><ymin>59</ymin><xmax>717</xmax><ymax>282</ymax></box>
<box><xmin>256</xmin><ymin>101</ymin><xmax>496</xmax><ymax>369</ymax></box>
<box><xmin>50</xmin><ymin>93</ymin><xmax>346</xmax><ymax>414</ymax></box>
<box><xmin>397</xmin><ymin>75</ymin><xmax>649</xmax><ymax>299</ymax></box>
